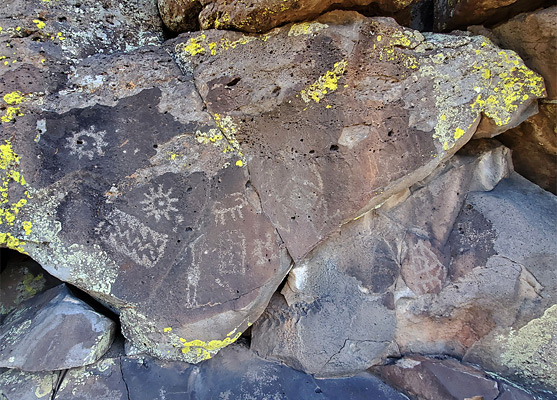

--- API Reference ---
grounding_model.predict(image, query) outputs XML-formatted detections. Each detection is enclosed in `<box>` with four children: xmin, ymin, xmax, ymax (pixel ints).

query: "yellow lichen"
<box><xmin>1</xmin><ymin>91</ymin><xmax>27</xmax><ymax>123</ymax></box>
<box><xmin>1</xmin><ymin>141</ymin><xmax>31</xmax><ymax>253</ymax></box>
<box><xmin>178</xmin><ymin>329</ymin><xmax>242</xmax><ymax>361</ymax></box>
<box><xmin>288</xmin><ymin>22</ymin><xmax>328</xmax><ymax>37</ymax></box>
<box><xmin>300</xmin><ymin>60</ymin><xmax>347</xmax><ymax>103</ymax></box>
<box><xmin>32</xmin><ymin>19</ymin><xmax>45</xmax><ymax>29</ymax></box>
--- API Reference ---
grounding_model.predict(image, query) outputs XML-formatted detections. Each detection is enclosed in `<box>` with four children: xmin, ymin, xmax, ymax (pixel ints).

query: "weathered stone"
<box><xmin>434</xmin><ymin>0</ymin><xmax>553</xmax><ymax>31</ymax></box>
<box><xmin>497</xmin><ymin>103</ymin><xmax>557</xmax><ymax>194</ymax></box>
<box><xmin>251</xmin><ymin>142</ymin><xmax>515</xmax><ymax>376</ymax></box>
<box><xmin>0</xmin><ymin>250</ymin><xmax>62</xmax><ymax>317</ymax></box>
<box><xmin>0</xmin><ymin>369</ymin><xmax>58</xmax><ymax>400</ymax></box>
<box><xmin>54</xmin><ymin>357</ymin><xmax>128</xmax><ymax>400</ymax></box>
<box><xmin>159</xmin><ymin>0</ymin><xmax>422</xmax><ymax>34</ymax></box>
<box><xmin>473</xmin><ymin>7</ymin><xmax>557</xmax><ymax>194</ymax></box>
<box><xmin>0</xmin><ymin>0</ymin><xmax>162</xmax><ymax>60</ymax></box>
<box><xmin>396</xmin><ymin>171</ymin><xmax>557</xmax><ymax>362</ymax></box>
<box><xmin>373</xmin><ymin>355</ymin><xmax>533</xmax><ymax>400</ymax></box>
<box><xmin>0</xmin><ymin>284</ymin><xmax>115</xmax><ymax>371</ymax></box>
<box><xmin>1</xmin><ymin>39</ymin><xmax>290</xmax><ymax>363</ymax></box>
<box><xmin>172</xmin><ymin>11</ymin><xmax>545</xmax><ymax>262</ymax></box>
<box><xmin>121</xmin><ymin>342</ymin><xmax>408</xmax><ymax>399</ymax></box>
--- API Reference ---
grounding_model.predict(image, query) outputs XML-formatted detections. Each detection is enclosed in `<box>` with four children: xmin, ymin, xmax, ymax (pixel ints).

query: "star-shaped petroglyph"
<box><xmin>140</xmin><ymin>185</ymin><xmax>179</xmax><ymax>222</ymax></box>
<box><xmin>66</xmin><ymin>126</ymin><xmax>108</xmax><ymax>160</ymax></box>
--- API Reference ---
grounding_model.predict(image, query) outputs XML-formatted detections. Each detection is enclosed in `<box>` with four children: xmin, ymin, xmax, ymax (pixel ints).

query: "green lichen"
<box><xmin>288</xmin><ymin>22</ymin><xmax>328</xmax><ymax>37</ymax></box>
<box><xmin>497</xmin><ymin>304</ymin><xmax>557</xmax><ymax>387</ymax></box>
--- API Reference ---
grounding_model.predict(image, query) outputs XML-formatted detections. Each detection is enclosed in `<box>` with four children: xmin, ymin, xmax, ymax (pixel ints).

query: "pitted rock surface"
<box><xmin>0</xmin><ymin>284</ymin><xmax>115</xmax><ymax>371</ymax></box>
<box><xmin>1</xmin><ymin>41</ymin><xmax>290</xmax><ymax>363</ymax></box>
<box><xmin>251</xmin><ymin>142</ymin><xmax>518</xmax><ymax>376</ymax></box>
<box><xmin>172</xmin><ymin>11</ymin><xmax>545</xmax><ymax>261</ymax></box>
<box><xmin>0</xmin><ymin>9</ymin><xmax>547</xmax><ymax>364</ymax></box>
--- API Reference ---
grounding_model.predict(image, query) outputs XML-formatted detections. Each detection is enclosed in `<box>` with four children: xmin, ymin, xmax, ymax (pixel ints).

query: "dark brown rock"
<box><xmin>172</xmin><ymin>12</ymin><xmax>545</xmax><ymax>261</ymax></box>
<box><xmin>251</xmin><ymin>143</ymin><xmax>515</xmax><ymax>377</ymax></box>
<box><xmin>0</xmin><ymin>284</ymin><xmax>115</xmax><ymax>371</ymax></box>
<box><xmin>434</xmin><ymin>0</ymin><xmax>553</xmax><ymax>31</ymax></box>
<box><xmin>374</xmin><ymin>355</ymin><xmax>533</xmax><ymax>400</ymax></box>
<box><xmin>1</xmin><ymin>42</ymin><xmax>290</xmax><ymax>363</ymax></box>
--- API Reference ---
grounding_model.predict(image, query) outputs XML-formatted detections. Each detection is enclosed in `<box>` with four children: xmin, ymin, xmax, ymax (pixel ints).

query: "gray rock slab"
<box><xmin>0</xmin><ymin>369</ymin><xmax>58</xmax><ymax>400</ymax></box>
<box><xmin>0</xmin><ymin>284</ymin><xmax>115</xmax><ymax>371</ymax></box>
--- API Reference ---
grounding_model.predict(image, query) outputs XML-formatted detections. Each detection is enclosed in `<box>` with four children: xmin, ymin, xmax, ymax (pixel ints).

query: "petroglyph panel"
<box><xmin>100</xmin><ymin>209</ymin><xmax>169</xmax><ymax>269</ymax></box>
<box><xmin>402</xmin><ymin>236</ymin><xmax>447</xmax><ymax>295</ymax></box>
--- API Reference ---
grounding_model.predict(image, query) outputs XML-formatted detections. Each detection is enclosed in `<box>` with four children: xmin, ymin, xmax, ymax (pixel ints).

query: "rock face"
<box><xmin>434</xmin><ymin>0</ymin><xmax>553</xmax><ymax>31</ymax></box>
<box><xmin>374</xmin><ymin>355</ymin><xmax>534</xmax><ymax>400</ymax></box>
<box><xmin>0</xmin><ymin>1</ymin><xmax>550</xmax><ymax>373</ymax></box>
<box><xmin>252</xmin><ymin>141</ymin><xmax>557</xmax><ymax>385</ymax></box>
<box><xmin>0</xmin><ymin>284</ymin><xmax>115</xmax><ymax>371</ymax></box>
<box><xmin>481</xmin><ymin>7</ymin><xmax>557</xmax><ymax>194</ymax></box>
<box><xmin>173</xmin><ymin>11</ymin><xmax>544</xmax><ymax>262</ymax></box>
<box><xmin>159</xmin><ymin>0</ymin><xmax>421</xmax><ymax>34</ymax></box>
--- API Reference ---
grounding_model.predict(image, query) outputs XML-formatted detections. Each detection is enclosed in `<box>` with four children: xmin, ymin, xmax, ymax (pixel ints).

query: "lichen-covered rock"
<box><xmin>251</xmin><ymin>142</ymin><xmax>516</xmax><ymax>376</ymax></box>
<box><xmin>0</xmin><ymin>369</ymin><xmax>58</xmax><ymax>400</ymax></box>
<box><xmin>0</xmin><ymin>284</ymin><xmax>115</xmax><ymax>371</ymax></box>
<box><xmin>374</xmin><ymin>355</ymin><xmax>534</xmax><ymax>400</ymax></box>
<box><xmin>0</xmin><ymin>0</ymin><xmax>162</xmax><ymax>60</ymax></box>
<box><xmin>475</xmin><ymin>7</ymin><xmax>557</xmax><ymax>194</ymax></box>
<box><xmin>434</xmin><ymin>0</ymin><xmax>552</xmax><ymax>31</ymax></box>
<box><xmin>0</xmin><ymin>41</ymin><xmax>290</xmax><ymax>363</ymax></box>
<box><xmin>0</xmin><ymin>251</ymin><xmax>62</xmax><ymax>318</ymax></box>
<box><xmin>172</xmin><ymin>11</ymin><xmax>545</xmax><ymax>262</ymax></box>
<box><xmin>464</xmin><ymin>305</ymin><xmax>557</xmax><ymax>395</ymax></box>
<box><xmin>55</xmin><ymin>357</ymin><xmax>128</xmax><ymax>400</ymax></box>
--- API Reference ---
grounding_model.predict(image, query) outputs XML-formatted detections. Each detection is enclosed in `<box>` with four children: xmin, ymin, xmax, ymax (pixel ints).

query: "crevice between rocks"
<box><xmin>119</xmin><ymin>357</ymin><xmax>131</xmax><ymax>400</ymax></box>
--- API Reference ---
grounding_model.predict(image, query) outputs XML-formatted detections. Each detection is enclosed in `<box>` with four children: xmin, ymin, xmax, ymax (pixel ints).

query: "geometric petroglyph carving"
<box><xmin>65</xmin><ymin>126</ymin><xmax>108</xmax><ymax>160</ymax></box>
<box><xmin>139</xmin><ymin>184</ymin><xmax>180</xmax><ymax>223</ymax></box>
<box><xmin>216</xmin><ymin>230</ymin><xmax>247</xmax><ymax>275</ymax></box>
<box><xmin>402</xmin><ymin>237</ymin><xmax>447</xmax><ymax>295</ymax></box>
<box><xmin>213</xmin><ymin>193</ymin><xmax>247</xmax><ymax>226</ymax></box>
<box><xmin>100</xmin><ymin>209</ymin><xmax>169</xmax><ymax>269</ymax></box>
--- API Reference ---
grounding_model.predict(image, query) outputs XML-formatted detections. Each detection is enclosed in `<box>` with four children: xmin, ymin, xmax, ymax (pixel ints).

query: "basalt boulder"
<box><xmin>172</xmin><ymin>11</ymin><xmax>545</xmax><ymax>262</ymax></box>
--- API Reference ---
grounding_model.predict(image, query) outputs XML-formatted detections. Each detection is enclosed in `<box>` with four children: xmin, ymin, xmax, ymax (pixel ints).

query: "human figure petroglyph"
<box><xmin>66</xmin><ymin>126</ymin><xmax>108</xmax><ymax>160</ymax></box>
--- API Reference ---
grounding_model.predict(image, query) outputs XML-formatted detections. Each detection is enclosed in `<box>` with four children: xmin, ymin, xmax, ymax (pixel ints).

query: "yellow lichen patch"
<box><xmin>213</xmin><ymin>114</ymin><xmax>245</xmax><ymax>167</ymax></box>
<box><xmin>32</xmin><ymin>19</ymin><xmax>46</xmax><ymax>29</ymax></box>
<box><xmin>288</xmin><ymin>22</ymin><xmax>328</xmax><ymax>37</ymax></box>
<box><xmin>178</xmin><ymin>329</ymin><xmax>243</xmax><ymax>361</ymax></box>
<box><xmin>1</xmin><ymin>141</ymin><xmax>31</xmax><ymax>253</ymax></box>
<box><xmin>377</xmin><ymin>31</ymin><xmax>420</xmax><ymax>70</ymax></box>
<box><xmin>300</xmin><ymin>60</ymin><xmax>347</xmax><ymax>103</ymax></box>
<box><xmin>1</xmin><ymin>91</ymin><xmax>28</xmax><ymax>123</ymax></box>
<box><xmin>176</xmin><ymin>34</ymin><xmax>263</xmax><ymax>60</ymax></box>
<box><xmin>163</xmin><ymin>327</ymin><xmax>172</xmax><ymax>333</ymax></box>
<box><xmin>469</xmin><ymin>49</ymin><xmax>545</xmax><ymax>127</ymax></box>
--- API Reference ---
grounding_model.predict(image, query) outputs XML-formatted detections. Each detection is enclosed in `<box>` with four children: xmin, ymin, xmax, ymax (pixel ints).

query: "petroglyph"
<box><xmin>213</xmin><ymin>193</ymin><xmax>247</xmax><ymax>226</ymax></box>
<box><xmin>253</xmin><ymin>232</ymin><xmax>274</xmax><ymax>267</ymax></box>
<box><xmin>140</xmin><ymin>184</ymin><xmax>180</xmax><ymax>223</ymax></box>
<box><xmin>100</xmin><ymin>209</ymin><xmax>169</xmax><ymax>269</ymax></box>
<box><xmin>402</xmin><ymin>238</ymin><xmax>447</xmax><ymax>295</ymax></box>
<box><xmin>65</xmin><ymin>126</ymin><xmax>108</xmax><ymax>160</ymax></box>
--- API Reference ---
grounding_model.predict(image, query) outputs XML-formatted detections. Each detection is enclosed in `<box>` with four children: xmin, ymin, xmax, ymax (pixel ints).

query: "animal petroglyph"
<box><xmin>65</xmin><ymin>126</ymin><xmax>108</xmax><ymax>160</ymax></box>
<box><xmin>213</xmin><ymin>193</ymin><xmax>247</xmax><ymax>226</ymax></box>
<box><xmin>140</xmin><ymin>184</ymin><xmax>180</xmax><ymax>222</ymax></box>
<box><xmin>100</xmin><ymin>209</ymin><xmax>169</xmax><ymax>269</ymax></box>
